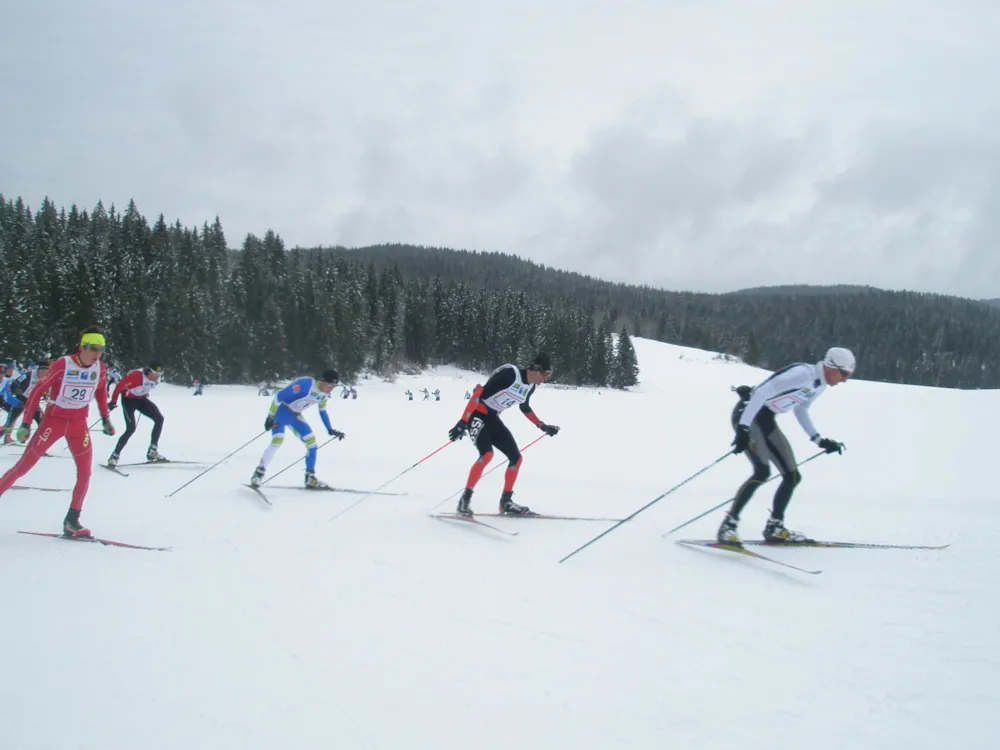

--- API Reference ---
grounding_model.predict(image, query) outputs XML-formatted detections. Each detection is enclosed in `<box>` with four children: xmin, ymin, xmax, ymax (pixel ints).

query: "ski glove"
<box><xmin>16</xmin><ymin>424</ymin><xmax>30</xmax><ymax>443</ymax></box>
<box><xmin>816</xmin><ymin>437</ymin><xmax>844</xmax><ymax>455</ymax></box>
<box><xmin>731</xmin><ymin>424</ymin><xmax>751</xmax><ymax>454</ymax></box>
<box><xmin>264</xmin><ymin>415</ymin><xmax>276</xmax><ymax>431</ymax></box>
<box><xmin>448</xmin><ymin>420</ymin><xmax>468</xmax><ymax>442</ymax></box>
<box><xmin>539</xmin><ymin>423</ymin><xmax>560</xmax><ymax>437</ymax></box>
<box><xmin>328</xmin><ymin>428</ymin><xmax>345</xmax><ymax>440</ymax></box>
<box><xmin>108</xmin><ymin>402</ymin><xmax>118</xmax><ymax>411</ymax></box>
<box><xmin>101</xmin><ymin>417</ymin><xmax>115</xmax><ymax>436</ymax></box>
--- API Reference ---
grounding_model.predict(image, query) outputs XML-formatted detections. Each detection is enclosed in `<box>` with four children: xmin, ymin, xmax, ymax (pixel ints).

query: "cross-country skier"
<box><xmin>249</xmin><ymin>369</ymin><xmax>345</xmax><ymax>489</ymax></box>
<box><xmin>447</xmin><ymin>352</ymin><xmax>560</xmax><ymax>516</ymax></box>
<box><xmin>2</xmin><ymin>360</ymin><xmax>49</xmax><ymax>442</ymax></box>
<box><xmin>107</xmin><ymin>360</ymin><xmax>166</xmax><ymax>466</ymax></box>
<box><xmin>0</xmin><ymin>327</ymin><xmax>115</xmax><ymax>538</ymax></box>
<box><xmin>717</xmin><ymin>346</ymin><xmax>854</xmax><ymax>544</ymax></box>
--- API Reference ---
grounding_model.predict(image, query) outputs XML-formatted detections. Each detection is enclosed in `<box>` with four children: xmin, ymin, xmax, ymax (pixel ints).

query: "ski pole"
<box><xmin>558</xmin><ymin>452</ymin><xmax>732</xmax><ymax>564</ymax></box>
<box><xmin>662</xmin><ymin>449</ymin><xmax>827</xmax><ymax>537</ymax></box>
<box><xmin>261</xmin><ymin>434</ymin><xmax>343</xmax><ymax>486</ymax></box>
<box><xmin>430</xmin><ymin>433</ymin><xmax>547</xmax><ymax>510</ymax></box>
<box><xmin>167</xmin><ymin>431</ymin><xmax>268</xmax><ymax>497</ymax></box>
<box><xmin>328</xmin><ymin>441</ymin><xmax>453</xmax><ymax>522</ymax></box>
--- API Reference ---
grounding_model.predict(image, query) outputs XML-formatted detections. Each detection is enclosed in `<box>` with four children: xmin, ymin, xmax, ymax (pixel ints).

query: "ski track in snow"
<box><xmin>0</xmin><ymin>338</ymin><xmax>994</xmax><ymax>749</ymax></box>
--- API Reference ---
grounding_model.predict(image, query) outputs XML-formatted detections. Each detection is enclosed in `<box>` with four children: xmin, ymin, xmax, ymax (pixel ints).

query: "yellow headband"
<box><xmin>80</xmin><ymin>332</ymin><xmax>106</xmax><ymax>348</ymax></box>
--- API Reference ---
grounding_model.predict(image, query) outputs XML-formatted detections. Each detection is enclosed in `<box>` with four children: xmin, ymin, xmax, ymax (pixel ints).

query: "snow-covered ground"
<box><xmin>0</xmin><ymin>338</ymin><xmax>993</xmax><ymax>750</ymax></box>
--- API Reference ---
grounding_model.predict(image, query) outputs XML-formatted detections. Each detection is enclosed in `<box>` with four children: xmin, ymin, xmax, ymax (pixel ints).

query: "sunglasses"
<box><xmin>83</xmin><ymin>345</ymin><xmax>106</xmax><ymax>353</ymax></box>
<box><xmin>837</xmin><ymin>368</ymin><xmax>852</xmax><ymax>378</ymax></box>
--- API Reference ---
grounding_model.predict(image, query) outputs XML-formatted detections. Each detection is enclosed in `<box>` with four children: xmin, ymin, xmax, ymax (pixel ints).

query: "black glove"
<box><xmin>731</xmin><ymin>424</ymin><xmax>751</xmax><ymax>454</ymax></box>
<box><xmin>448</xmin><ymin>420</ymin><xmax>468</xmax><ymax>442</ymax></box>
<box><xmin>264</xmin><ymin>415</ymin><xmax>276</xmax><ymax>431</ymax></box>
<box><xmin>328</xmin><ymin>428</ymin><xmax>345</xmax><ymax>440</ymax></box>
<box><xmin>817</xmin><ymin>437</ymin><xmax>844</xmax><ymax>455</ymax></box>
<box><xmin>101</xmin><ymin>416</ymin><xmax>115</xmax><ymax>436</ymax></box>
<box><xmin>540</xmin><ymin>423</ymin><xmax>560</xmax><ymax>436</ymax></box>
<box><xmin>108</xmin><ymin>402</ymin><xmax>118</xmax><ymax>411</ymax></box>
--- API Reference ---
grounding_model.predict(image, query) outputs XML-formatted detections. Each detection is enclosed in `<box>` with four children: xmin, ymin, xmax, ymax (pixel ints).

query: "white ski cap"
<box><xmin>823</xmin><ymin>346</ymin><xmax>856</xmax><ymax>374</ymax></box>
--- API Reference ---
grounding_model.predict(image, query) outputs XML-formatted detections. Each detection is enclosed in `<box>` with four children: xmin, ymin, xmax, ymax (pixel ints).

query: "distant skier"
<box><xmin>464</xmin><ymin>390</ymin><xmax>471</xmax><ymax>400</ymax></box>
<box><xmin>350</xmin><ymin>386</ymin><xmax>357</xmax><ymax>400</ymax></box>
<box><xmin>0</xmin><ymin>327</ymin><xmax>115</xmax><ymax>538</ymax></box>
<box><xmin>107</xmin><ymin>367</ymin><xmax>123</xmax><ymax>388</ymax></box>
<box><xmin>2</xmin><ymin>361</ymin><xmax>49</xmax><ymax>442</ymax></box>
<box><xmin>107</xmin><ymin>360</ymin><xmax>166</xmax><ymax>466</ymax></box>
<box><xmin>192</xmin><ymin>378</ymin><xmax>204</xmax><ymax>396</ymax></box>
<box><xmin>341</xmin><ymin>385</ymin><xmax>350</xmax><ymax>400</ymax></box>
<box><xmin>719</xmin><ymin>346</ymin><xmax>854</xmax><ymax>544</ymax></box>
<box><xmin>421</xmin><ymin>388</ymin><xmax>430</xmax><ymax>401</ymax></box>
<box><xmin>447</xmin><ymin>352</ymin><xmax>560</xmax><ymax>516</ymax></box>
<box><xmin>250</xmin><ymin>369</ymin><xmax>345</xmax><ymax>489</ymax></box>
<box><xmin>433</xmin><ymin>389</ymin><xmax>441</xmax><ymax>402</ymax></box>
<box><xmin>405</xmin><ymin>390</ymin><xmax>413</xmax><ymax>401</ymax></box>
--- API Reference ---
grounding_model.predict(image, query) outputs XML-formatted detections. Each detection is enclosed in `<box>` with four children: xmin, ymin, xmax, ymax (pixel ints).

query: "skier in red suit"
<box><xmin>0</xmin><ymin>326</ymin><xmax>116</xmax><ymax>538</ymax></box>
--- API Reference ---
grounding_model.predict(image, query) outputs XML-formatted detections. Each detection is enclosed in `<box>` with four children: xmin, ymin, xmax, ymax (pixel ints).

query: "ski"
<box><xmin>675</xmin><ymin>539</ymin><xmax>822</xmax><ymax>575</ymax></box>
<box><xmin>116</xmin><ymin>459</ymin><xmax>205</xmax><ymax>468</ymax></box>
<box><xmin>467</xmin><ymin>511</ymin><xmax>624</xmax><ymax>522</ymax></box>
<box><xmin>430</xmin><ymin>513</ymin><xmax>520</xmax><ymax>536</ymax></box>
<box><xmin>101</xmin><ymin>464</ymin><xmax>130</xmax><ymax>478</ymax></box>
<box><xmin>266</xmin><ymin>485</ymin><xmax>405</xmax><ymax>496</ymax></box>
<box><xmin>11</xmin><ymin>485</ymin><xmax>68</xmax><ymax>492</ymax></box>
<box><xmin>242</xmin><ymin>484</ymin><xmax>272</xmax><ymax>506</ymax></box>
<box><xmin>18</xmin><ymin>530</ymin><xmax>171</xmax><ymax>552</ymax></box>
<box><xmin>682</xmin><ymin>538</ymin><xmax>950</xmax><ymax>551</ymax></box>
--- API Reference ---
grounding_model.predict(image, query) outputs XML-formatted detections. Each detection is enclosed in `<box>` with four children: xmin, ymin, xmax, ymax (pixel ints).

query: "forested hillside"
<box><xmin>2</xmin><ymin>196</ymin><xmax>997</xmax><ymax>389</ymax></box>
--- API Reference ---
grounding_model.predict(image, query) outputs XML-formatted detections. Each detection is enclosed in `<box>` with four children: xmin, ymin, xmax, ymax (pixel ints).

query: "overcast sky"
<box><xmin>2</xmin><ymin>0</ymin><xmax>998</xmax><ymax>297</ymax></box>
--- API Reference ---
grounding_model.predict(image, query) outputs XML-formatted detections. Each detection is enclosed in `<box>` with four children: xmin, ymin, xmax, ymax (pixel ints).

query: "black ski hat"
<box><xmin>320</xmin><ymin>368</ymin><xmax>340</xmax><ymax>384</ymax></box>
<box><xmin>528</xmin><ymin>352</ymin><xmax>552</xmax><ymax>372</ymax></box>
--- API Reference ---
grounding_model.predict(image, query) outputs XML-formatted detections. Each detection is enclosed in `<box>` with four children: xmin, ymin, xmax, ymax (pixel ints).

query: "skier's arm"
<box><xmin>738</xmin><ymin>366</ymin><xmax>811</xmax><ymax>429</ymax></box>
<box><xmin>95</xmin><ymin>363</ymin><xmax>110</xmax><ymax>419</ymax></box>
<box><xmin>20</xmin><ymin>360</ymin><xmax>62</xmax><ymax>427</ymax></box>
<box><xmin>318</xmin><ymin>397</ymin><xmax>333</xmax><ymax>432</ymax></box>
<box><xmin>459</xmin><ymin>368</ymin><xmax>517</xmax><ymax>422</ymax></box>
<box><xmin>111</xmin><ymin>370</ymin><xmax>141</xmax><ymax>406</ymax></box>
<box><xmin>519</xmin><ymin>385</ymin><xmax>543</xmax><ymax>426</ymax></box>
<box><xmin>793</xmin><ymin>404</ymin><xmax>820</xmax><ymax>442</ymax></box>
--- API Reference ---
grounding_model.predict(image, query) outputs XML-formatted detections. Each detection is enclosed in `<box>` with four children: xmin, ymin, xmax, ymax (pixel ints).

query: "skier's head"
<box><xmin>3</xmin><ymin>360</ymin><xmax>14</xmax><ymax>376</ymax></box>
<box><xmin>526</xmin><ymin>352</ymin><xmax>553</xmax><ymax>385</ymax></box>
<box><xmin>36</xmin><ymin>360</ymin><xmax>50</xmax><ymax>376</ymax></box>
<box><xmin>78</xmin><ymin>326</ymin><xmax>106</xmax><ymax>366</ymax></box>
<box><xmin>318</xmin><ymin>368</ymin><xmax>340</xmax><ymax>393</ymax></box>
<box><xmin>822</xmin><ymin>346</ymin><xmax>855</xmax><ymax>386</ymax></box>
<box><xmin>146</xmin><ymin>360</ymin><xmax>164</xmax><ymax>381</ymax></box>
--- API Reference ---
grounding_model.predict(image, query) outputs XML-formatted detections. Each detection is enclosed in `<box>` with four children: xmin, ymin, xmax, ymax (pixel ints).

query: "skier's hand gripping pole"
<box><xmin>558</xmin><ymin>452</ymin><xmax>733</xmax><ymax>564</ymax></box>
<box><xmin>167</xmin><ymin>431</ymin><xmax>269</xmax><ymax>497</ymax></box>
<box><xmin>327</xmin><ymin>440</ymin><xmax>453</xmax><ymax>522</ymax></box>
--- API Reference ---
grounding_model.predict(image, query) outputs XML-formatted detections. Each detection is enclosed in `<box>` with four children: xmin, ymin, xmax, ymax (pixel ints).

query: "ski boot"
<box><xmin>716</xmin><ymin>513</ymin><xmax>741</xmax><ymax>545</ymax></box>
<box><xmin>763</xmin><ymin>516</ymin><xmax>810</xmax><ymax>544</ymax></box>
<box><xmin>304</xmin><ymin>471</ymin><xmax>330</xmax><ymax>490</ymax></box>
<box><xmin>63</xmin><ymin>508</ymin><xmax>92</xmax><ymax>539</ymax></box>
<box><xmin>146</xmin><ymin>445</ymin><xmax>167</xmax><ymax>462</ymax></box>
<box><xmin>3</xmin><ymin>430</ymin><xmax>13</xmax><ymax>445</ymax></box>
<box><xmin>457</xmin><ymin>488</ymin><xmax>473</xmax><ymax>516</ymax></box>
<box><xmin>499</xmin><ymin>491</ymin><xmax>533</xmax><ymax>516</ymax></box>
<box><xmin>107</xmin><ymin>452</ymin><xmax>120</xmax><ymax>468</ymax></box>
<box><xmin>250</xmin><ymin>465</ymin><xmax>266</xmax><ymax>488</ymax></box>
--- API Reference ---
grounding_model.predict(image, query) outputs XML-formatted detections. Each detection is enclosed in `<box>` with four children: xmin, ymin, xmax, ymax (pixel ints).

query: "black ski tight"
<box><xmin>113</xmin><ymin>397</ymin><xmax>164</xmax><ymax>455</ymax></box>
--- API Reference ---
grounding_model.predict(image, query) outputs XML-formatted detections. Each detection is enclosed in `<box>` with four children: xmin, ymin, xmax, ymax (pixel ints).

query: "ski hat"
<box><xmin>3</xmin><ymin>360</ymin><xmax>14</xmax><ymax>370</ymax></box>
<box><xmin>147</xmin><ymin>360</ymin><xmax>163</xmax><ymax>373</ymax></box>
<box><xmin>528</xmin><ymin>352</ymin><xmax>553</xmax><ymax>372</ymax></box>
<box><xmin>320</xmin><ymin>368</ymin><xmax>340</xmax><ymax>384</ymax></box>
<box><xmin>823</xmin><ymin>347</ymin><xmax>856</xmax><ymax>374</ymax></box>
